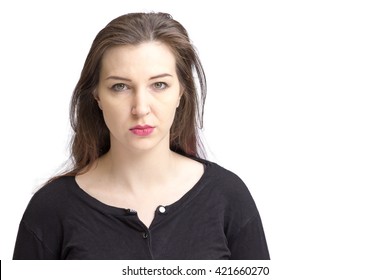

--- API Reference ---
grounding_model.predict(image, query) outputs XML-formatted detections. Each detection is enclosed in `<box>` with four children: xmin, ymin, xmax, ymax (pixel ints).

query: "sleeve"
<box><xmin>229</xmin><ymin>214</ymin><xmax>270</xmax><ymax>260</ymax></box>
<box><xmin>13</xmin><ymin>220</ymin><xmax>57</xmax><ymax>260</ymax></box>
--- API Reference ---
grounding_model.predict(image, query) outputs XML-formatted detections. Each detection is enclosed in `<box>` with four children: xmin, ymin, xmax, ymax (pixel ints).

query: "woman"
<box><xmin>13</xmin><ymin>12</ymin><xmax>270</xmax><ymax>260</ymax></box>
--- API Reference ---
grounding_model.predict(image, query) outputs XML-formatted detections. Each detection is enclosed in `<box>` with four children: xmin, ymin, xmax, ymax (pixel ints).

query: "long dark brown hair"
<box><xmin>62</xmin><ymin>12</ymin><xmax>207</xmax><ymax>177</ymax></box>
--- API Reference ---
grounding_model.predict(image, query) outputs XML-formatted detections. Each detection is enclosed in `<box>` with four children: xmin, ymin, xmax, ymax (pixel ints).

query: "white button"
<box><xmin>158</xmin><ymin>206</ymin><xmax>166</xmax><ymax>213</ymax></box>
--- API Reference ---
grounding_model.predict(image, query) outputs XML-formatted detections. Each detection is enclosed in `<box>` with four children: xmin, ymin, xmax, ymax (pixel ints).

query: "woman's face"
<box><xmin>96</xmin><ymin>42</ymin><xmax>181</xmax><ymax>154</ymax></box>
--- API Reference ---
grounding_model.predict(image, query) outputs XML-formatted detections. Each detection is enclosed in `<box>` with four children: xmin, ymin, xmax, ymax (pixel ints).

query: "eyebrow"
<box><xmin>105</xmin><ymin>73</ymin><xmax>173</xmax><ymax>81</ymax></box>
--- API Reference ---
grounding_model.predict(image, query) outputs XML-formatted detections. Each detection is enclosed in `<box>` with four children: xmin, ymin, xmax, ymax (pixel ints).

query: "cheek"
<box><xmin>155</xmin><ymin>100</ymin><xmax>179</xmax><ymax>124</ymax></box>
<box><xmin>101</xmin><ymin>102</ymin><xmax>130</xmax><ymax>128</ymax></box>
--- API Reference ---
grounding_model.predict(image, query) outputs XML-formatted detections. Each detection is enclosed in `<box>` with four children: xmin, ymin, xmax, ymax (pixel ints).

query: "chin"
<box><xmin>126</xmin><ymin>140</ymin><xmax>161</xmax><ymax>153</ymax></box>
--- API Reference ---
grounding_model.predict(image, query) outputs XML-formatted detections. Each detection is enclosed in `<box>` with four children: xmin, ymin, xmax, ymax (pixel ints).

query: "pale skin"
<box><xmin>76</xmin><ymin>42</ymin><xmax>204</xmax><ymax>228</ymax></box>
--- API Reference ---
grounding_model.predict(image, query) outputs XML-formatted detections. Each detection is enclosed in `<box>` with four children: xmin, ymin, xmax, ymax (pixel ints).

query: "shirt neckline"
<box><xmin>67</xmin><ymin>158</ymin><xmax>213</xmax><ymax>217</ymax></box>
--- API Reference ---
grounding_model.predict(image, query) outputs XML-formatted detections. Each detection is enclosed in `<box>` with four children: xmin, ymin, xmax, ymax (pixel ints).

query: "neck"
<box><xmin>98</xmin><ymin>142</ymin><xmax>178</xmax><ymax>192</ymax></box>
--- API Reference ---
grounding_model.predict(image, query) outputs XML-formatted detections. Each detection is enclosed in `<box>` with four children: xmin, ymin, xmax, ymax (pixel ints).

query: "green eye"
<box><xmin>154</xmin><ymin>82</ymin><xmax>167</xmax><ymax>90</ymax></box>
<box><xmin>112</xmin><ymin>83</ymin><xmax>127</xmax><ymax>91</ymax></box>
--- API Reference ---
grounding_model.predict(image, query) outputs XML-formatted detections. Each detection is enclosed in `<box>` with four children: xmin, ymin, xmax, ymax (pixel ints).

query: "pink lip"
<box><xmin>129</xmin><ymin>125</ymin><xmax>155</xmax><ymax>136</ymax></box>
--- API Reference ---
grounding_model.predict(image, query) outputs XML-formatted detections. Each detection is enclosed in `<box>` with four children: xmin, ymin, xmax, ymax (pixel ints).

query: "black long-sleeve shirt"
<box><xmin>13</xmin><ymin>159</ymin><xmax>270</xmax><ymax>259</ymax></box>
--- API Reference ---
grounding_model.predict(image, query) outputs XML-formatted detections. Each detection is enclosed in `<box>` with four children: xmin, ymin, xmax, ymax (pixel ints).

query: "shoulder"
<box><xmin>198</xmin><ymin>158</ymin><xmax>258</xmax><ymax>209</ymax></box>
<box><xmin>32</xmin><ymin>176</ymin><xmax>75</xmax><ymax>203</ymax></box>
<box><xmin>22</xmin><ymin>176</ymin><xmax>76</xmax><ymax>221</ymax></box>
<box><xmin>201</xmin><ymin>159</ymin><xmax>250</xmax><ymax>193</ymax></box>
<box><xmin>16</xmin><ymin>176</ymin><xmax>77</xmax><ymax>258</ymax></box>
<box><xmin>197</xmin><ymin>159</ymin><xmax>263</xmax><ymax>234</ymax></box>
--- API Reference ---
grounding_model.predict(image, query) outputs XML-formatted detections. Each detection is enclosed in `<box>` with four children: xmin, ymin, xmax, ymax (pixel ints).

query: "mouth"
<box><xmin>129</xmin><ymin>125</ymin><xmax>155</xmax><ymax>136</ymax></box>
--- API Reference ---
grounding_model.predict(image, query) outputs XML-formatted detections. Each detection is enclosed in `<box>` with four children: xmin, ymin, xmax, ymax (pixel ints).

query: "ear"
<box><xmin>93</xmin><ymin>89</ymin><xmax>102</xmax><ymax>110</ymax></box>
<box><xmin>177</xmin><ymin>90</ymin><xmax>184</xmax><ymax>108</ymax></box>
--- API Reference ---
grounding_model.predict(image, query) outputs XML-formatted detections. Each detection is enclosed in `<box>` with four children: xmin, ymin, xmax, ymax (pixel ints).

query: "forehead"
<box><xmin>100</xmin><ymin>42</ymin><xmax>177</xmax><ymax>77</ymax></box>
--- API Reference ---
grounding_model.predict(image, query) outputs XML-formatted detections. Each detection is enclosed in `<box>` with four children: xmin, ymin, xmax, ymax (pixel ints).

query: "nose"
<box><xmin>131</xmin><ymin>89</ymin><xmax>150</xmax><ymax>117</ymax></box>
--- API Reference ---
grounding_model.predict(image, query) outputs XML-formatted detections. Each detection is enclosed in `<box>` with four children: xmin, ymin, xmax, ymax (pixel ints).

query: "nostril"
<box><xmin>131</xmin><ymin>105</ymin><xmax>150</xmax><ymax>116</ymax></box>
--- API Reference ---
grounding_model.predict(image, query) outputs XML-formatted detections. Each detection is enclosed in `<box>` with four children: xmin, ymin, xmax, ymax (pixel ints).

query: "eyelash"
<box><xmin>111</xmin><ymin>83</ymin><xmax>128</xmax><ymax>92</ymax></box>
<box><xmin>110</xmin><ymin>82</ymin><xmax>168</xmax><ymax>92</ymax></box>
<box><xmin>153</xmin><ymin>82</ymin><xmax>168</xmax><ymax>90</ymax></box>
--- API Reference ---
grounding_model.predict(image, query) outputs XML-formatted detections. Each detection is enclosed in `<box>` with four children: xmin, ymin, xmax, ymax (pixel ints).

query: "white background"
<box><xmin>1</xmin><ymin>0</ymin><xmax>389</xmax><ymax>279</ymax></box>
